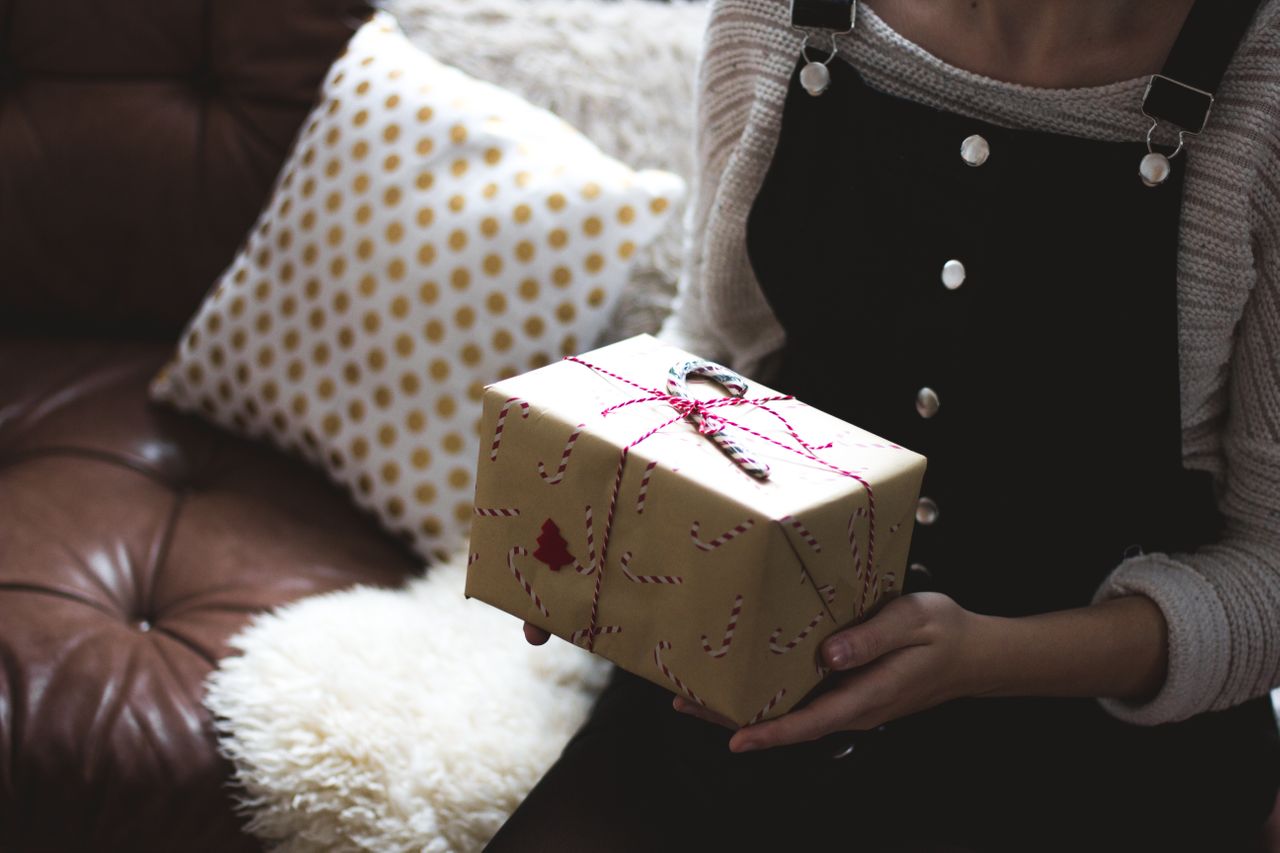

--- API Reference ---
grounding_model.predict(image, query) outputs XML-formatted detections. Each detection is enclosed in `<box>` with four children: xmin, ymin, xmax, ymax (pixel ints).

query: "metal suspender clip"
<box><xmin>789</xmin><ymin>0</ymin><xmax>856</xmax><ymax>96</ymax></box>
<box><xmin>1138</xmin><ymin>74</ymin><xmax>1215</xmax><ymax>186</ymax></box>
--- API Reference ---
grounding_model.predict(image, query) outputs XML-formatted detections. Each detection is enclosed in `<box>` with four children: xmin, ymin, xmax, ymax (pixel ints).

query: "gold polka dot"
<box><xmin>519</xmin><ymin>278</ymin><xmax>540</xmax><ymax>301</ymax></box>
<box><xmin>583</xmin><ymin>216</ymin><xmax>603</xmax><ymax>237</ymax></box>
<box><xmin>374</xmin><ymin>385</ymin><xmax>393</xmax><ymax>408</ymax></box>
<box><xmin>383</xmin><ymin>153</ymin><xmax>401</xmax><ymax>173</ymax></box>
<box><xmin>390</xmin><ymin>295</ymin><xmax>410</xmax><ymax>319</ymax></box>
<box><xmin>353</xmin><ymin>140</ymin><xmax>369</xmax><ymax>159</ymax></box>
<box><xmin>617</xmin><ymin>204</ymin><xmax>636</xmax><ymax>224</ymax></box>
<box><xmin>230</xmin><ymin>296</ymin><xmax>246</xmax><ymax>317</ymax></box>
<box><xmin>429</xmin><ymin>358</ymin><xmax>450</xmax><ymax>381</ymax></box>
<box><xmin>421</xmin><ymin>516</ymin><xmax>442</xmax><ymax>535</ymax></box>
<box><xmin>230</xmin><ymin>330</ymin><xmax>247</xmax><ymax>351</ymax></box>
<box><xmin>348</xmin><ymin>399</ymin><xmax>366</xmax><ymax>422</ymax></box>
<box><xmin>185</xmin><ymin>363</ymin><xmax>204</xmax><ymax>385</ymax></box>
<box><xmin>448</xmin><ymin>467</ymin><xmax>470</xmax><ymax>489</ymax></box>
<box><xmin>367</xmin><ymin>348</ymin><xmax>386</xmax><ymax>371</ymax></box>
<box><xmin>363</xmin><ymin>312</ymin><xmax>381</xmax><ymax>334</ymax></box>
<box><xmin>515</xmin><ymin>241</ymin><xmax>535</xmax><ymax>263</ymax></box>
<box><xmin>312</xmin><ymin>342</ymin><xmax>331</xmax><ymax>365</ymax></box>
<box><xmin>407</xmin><ymin>410</ymin><xmax>427</xmax><ymax>433</ymax></box>
<box><xmin>485</xmin><ymin>292</ymin><xmax>507</xmax><ymax>314</ymax></box>
<box><xmin>356</xmin><ymin>80</ymin><xmax>371</xmax><ymax>95</ymax></box>
<box><xmin>325</xmin><ymin>159</ymin><xmax>341</xmax><ymax>179</ymax></box>
<box><xmin>650</xmin><ymin>197</ymin><xmax>670</xmax><ymax>214</ymax></box>
<box><xmin>301</xmin><ymin>211</ymin><xmax>317</xmax><ymax>230</ymax></box>
<box><xmin>461</xmin><ymin>343</ymin><xmax>482</xmax><ymax>365</ymax></box>
<box><xmin>415</xmin><ymin>480</ymin><xmax>436</xmax><ymax>501</ymax></box>
<box><xmin>561</xmin><ymin>334</ymin><xmax>579</xmax><ymax>355</ymax></box>
<box><xmin>343</xmin><ymin>361</ymin><xmax>362</xmax><ymax>384</ymax></box>
<box><xmin>416</xmin><ymin>137</ymin><xmax>434</xmax><ymax>157</ymax></box>
<box><xmin>353</xmin><ymin>173</ymin><xmax>370</xmax><ymax>193</ymax></box>
<box><xmin>585</xmin><ymin>253</ymin><xmax>605</xmax><ymax>273</ymax></box>
<box><xmin>482</xmin><ymin>182</ymin><xmax>499</xmax><ymax>199</ymax></box>
<box><xmin>254</xmin><ymin>281</ymin><xmax>271</xmax><ymax>302</ymax></box>
<box><xmin>552</xmin><ymin>266</ymin><xmax>572</xmax><ymax>287</ymax></box>
<box><xmin>283</xmin><ymin>329</ymin><xmax>301</xmax><ymax>350</ymax></box>
<box><xmin>454</xmin><ymin>306</ymin><xmax>476</xmax><ymax>329</ymax></box>
<box><xmin>401</xmin><ymin>370</ymin><xmax>422</xmax><ymax>396</ymax></box>
<box><xmin>255</xmin><ymin>313</ymin><xmax>273</xmax><ymax>335</ymax></box>
<box><xmin>546</xmin><ymin>192</ymin><xmax>566</xmax><ymax>212</ymax></box>
<box><xmin>417</xmin><ymin>106</ymin><xmax>434</xmax><ymax>122</ymax></box>
<box><xmin>351</xmin><ymin>436</ymin><xmax>370</xmax><ymax>460</ymax></box>
<box><xmin>618</xmin><ymin>240</ymin><xmax>636</xmax><ymax>260</ymax></box>
<box><xmin>330</xmin><ymin>256</ymin><xmax>347</xmax><ymax>277</ymax></box>
<box><xmin>356</xmin><ymin>238</ymin><xmax>375</xmax><ymax>260</ymax></box>
<box><xmin>556</xmin><ymin>301</ymin><xmax>577</xmax><ymax>323</ymax></box>
<box><xmin>325</xmin><ymin>126</ymin><xmax>341</xmax><ymax>147</ymax></box>
<box><xmin>493</xmin><ymin>329</ymin><xmax>513</xmax><ymax>351</ymax></box>
<box><xmin>302</xmin><ymin>244</ymin><xmax>319</xmax><ymax>265</ymax></box>
<box><xmin>384</xmin><ymin>186</ymin><xmax>402</xmax><ymax>206</ymax></box>
<box><xmin>357</xmin><ymin>474</ymin><xmax>373</xmax><ymax>496</ymax></box>
<box><xmin>419</xmin><ymin>280</ymin><xmax>440</xmax><ymax>304</ymax></box>
<box><xmin>383</xmin><ymin>124</ymin><xmax>400</xmax><ymax>143</ymax></box>
<box><xmin>480</xmin><ymin>217</ymin><xmax>499</xmax><ymax>238</ymax></box>
<box><xmin>524</xmin><ymin>315</ymin><xmax>545</xmax><ymax>337</ymax></box>
<box><xmin>437</xmin><ymin>395</ymin><xmax>458</xmax><ymax>418</ymax></box>
<box><xmin>424</xmin><ymin>319</ymin><xmax>446</xmax><ymax>342</ymax></box>
<box><xmin>483</xmin><ymin>147</ymin><xmax>502</xmax><ymax>165</ymax></box>
<box><xmin>450</xmin><ymin>123</ymin><xmax>467</xmax><ymax>144</ymax></box>
<box><xmin>378</xmin><ymin>423</ymin><xmax>398</xmax><ymax>447</ymax></box>
<box><xmin>308</xmin><ymin>307</ymin><xmax>325</xmax><ymax>330</ymax></box>
<box><xmin>276</xmin><ymin>228</ymin><xmax>294</xmax><ymax>251</ymax></box>
<box><xmin>387</xmin><ymin>258</ymin><xmax>406</xmax><ymax>280</ymax></box>
<box><xmin>448</xmin><ymin>229</ymin><xmax>468</xmax><ymax>252</ymax></box>
<box><xmin>587</xmin><ymin>286</ymin><xmax>606</xmax><ymax>307</ymax></box>
<box><xmin>318</xmin><ymin>377</ymin><xmax>336</xmax><ymax>399</ymax></box>
<box><xmin>357</xmin><ymin>275</ymin><xmax>376</xmax><ymax>298</ymax></box>
<box><xmin>353</xmin><ymin>109</ymin><xmax>369</xmax><ymax>126</ymax></box>
<box><xmin>292</xmin><ymin>394</ymin><xmax>308</xmax><ymax>417</ymax></box>
<box><xmin>381</xmin><ymin>462</ymin><xmax>400</xmax><ymax>485</ymax></box>
<box><xmin>386</xmin><ymin>497</ymin><xmax>405</xmax><ymax>519</ymax></box>
<box><xmin>581</xmin><ymin>181</ymin><xmax>601</xmax><ymax>200</ymax></box>
<box><xmin>513</xmin><ymin>203</ymin><xmax>532</xmax><ymax>224</ymax></box>
<box><xmin>395</xmin><ymin>333</ymin><xmax>414</xmax><ymax>357</ymax></box>
<box><xmin>548</xmin><ymin>228</ymin><xmax>568</xmax><ymax>249</ymax></box>
<box><xmin>286</xmin><ymin>359</ymin><xmax>305</xmax><ymax>381</ymax></box>
<box><xmin>515</xmin><ymin>171</ymin><xmax>531</xmax><ymax>188</ymax></box>
<box><xmin>322</xmin><ymin>413</ymin><xmax>342</xmax><ymax>436</ymax></box>
<box><xmin>280</xmin><ymin>262</ymin><xmax>295</xmax><ymax>283</ymax></box>
<box><xmin>468</xmin><ymin>381</ymin><xmax>485</xmax><ymax>401</ymax></box>
<box><xmin>528</xmin><ymin>352</ymin><xmax>551</xmax><ymax>370</ymax></box>
<box><xmin>450</xmin><ymin>158</ymin><xmax>469</xmax><ymax>177</ymax></box>
<box><xmin>337</xmin><ymin>326</ymin><xmax>355</xmax><ymax>348</ymax></box>
<box><xmin>210</xmin><ymin>347</ymin><xmax>225</xmax><ymax>368</ymax></box>
<box><xmin>448</xmin><ymin>194</ymin><xmax>465</xmax><ymax>213</ymax></box>
<box><xmin>482</xmin><ymin>254</ymin><xmax>503</xmax><ymax>276</ymax></box>
<box><xmin>385</xmin><ymin>93</ymin><xmax>400</xmax><ymax>109</ymax></box>
<box><xmin>450</xmin><ymin>267</ymin><xmax>471</xmax><ymax>291</ymax></box>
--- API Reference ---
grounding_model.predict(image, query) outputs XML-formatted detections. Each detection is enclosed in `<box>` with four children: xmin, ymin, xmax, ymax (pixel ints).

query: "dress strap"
<box><xmin>1143</xmin><ymin>0</ymin><xmax>1265</xmax><ymax>134</ymax></box>
<box><xmin>789</xmin><ymin>0</ymin><xmax>854</xmax><ymax>32</ymax></box>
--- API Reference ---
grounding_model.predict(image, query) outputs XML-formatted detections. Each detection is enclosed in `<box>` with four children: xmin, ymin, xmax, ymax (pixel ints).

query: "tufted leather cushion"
<box><xmin>0</xmin><ymin>0</ymin><xmax>373</xmax><ymax>340</ymax></box>
<box><xmin>0</xmin><ymin>338</ymin><xmax>420</xmax><ymax>850</ymax></box>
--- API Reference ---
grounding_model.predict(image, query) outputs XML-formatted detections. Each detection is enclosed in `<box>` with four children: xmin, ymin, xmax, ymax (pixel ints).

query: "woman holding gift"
<box><xmin>489</xmin><ymin>0</ymin><xmax>1280</xmax><ymax>850</ymax></box>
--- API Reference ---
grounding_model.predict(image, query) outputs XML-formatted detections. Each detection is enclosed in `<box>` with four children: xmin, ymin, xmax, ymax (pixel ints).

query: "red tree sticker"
<box><xmin>533</xmin><ymin>519</ymin><xmax>574</xmax><ymax>571</ymax></box>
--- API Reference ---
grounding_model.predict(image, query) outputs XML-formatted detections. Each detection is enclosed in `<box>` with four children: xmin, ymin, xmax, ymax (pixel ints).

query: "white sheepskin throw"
<box><xmin>205</xmin><ymin>553</ymin><xmax>610</xmax><ymax>852</ymax></box>
<box><xmin>382</xmin><ymin>0</ymin><xmax>710</xmax><ymax>339</ymax></box>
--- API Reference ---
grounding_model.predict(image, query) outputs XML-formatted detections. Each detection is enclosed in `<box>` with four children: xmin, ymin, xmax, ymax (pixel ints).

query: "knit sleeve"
<box><xmin>1093</xmin><ymin>17</ymin><xmax>1280</xmax><ymax>725</ymax></box>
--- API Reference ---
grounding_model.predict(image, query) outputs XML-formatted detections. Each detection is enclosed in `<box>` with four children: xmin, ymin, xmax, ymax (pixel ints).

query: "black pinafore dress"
<box><xmin>739</xmin><ymin>0</ymin><xmax>1279</xmax><ymax>848</ymax></box>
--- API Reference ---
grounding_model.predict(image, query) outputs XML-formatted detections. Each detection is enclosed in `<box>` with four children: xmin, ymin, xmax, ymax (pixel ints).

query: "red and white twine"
<box><xmin>635</xmin><ymin>460</ymin><xmax>659</xmax><ymax>514</ymax></box>
<box><xmin>474</xmin><ymin>506</ymin><xmax>520</xmax><ymax>518</ymax></box>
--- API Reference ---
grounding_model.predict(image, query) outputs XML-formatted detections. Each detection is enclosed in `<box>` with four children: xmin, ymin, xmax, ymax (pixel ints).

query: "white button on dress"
<box><xmin>960</xmin><ymin>134</ymin><xmax>990</xmax><ymax>167</ymax></box>
<box><xmin>915</xmin><ymin>387</ymin><xmax>940</xmax><ymax>419</ymax></box>
<box><xmin>941</xmin><ymin>259</ymin><xmax>966</xmax><ymax>290</ymax></box>
<box><xmin>916</xmin><ymin>496</ymin><xmax>939</xmax><ymax>525</ymax></box>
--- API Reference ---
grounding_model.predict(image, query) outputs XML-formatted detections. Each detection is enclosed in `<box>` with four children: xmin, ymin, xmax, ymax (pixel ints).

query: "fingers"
<box><xmin>523</xmin><ymin>622</ymin><xmax>551</xmax><ymax>645</ymax></box>
<box><xmin>672</xmin><ymin>696</ymin><xmax>738</xmax><ymax>730</ymax></box>
<box><xmin>821</xmin><ymin>593</ymin><xmax>930</xmax><ymax>670</ymax></box>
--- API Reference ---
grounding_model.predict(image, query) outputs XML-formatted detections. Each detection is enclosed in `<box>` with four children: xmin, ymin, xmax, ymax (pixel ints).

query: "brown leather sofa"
<box><xmin>0</xmin><ymin>2</ymin><xmax>421</xmax><ymax>849</ymax></box>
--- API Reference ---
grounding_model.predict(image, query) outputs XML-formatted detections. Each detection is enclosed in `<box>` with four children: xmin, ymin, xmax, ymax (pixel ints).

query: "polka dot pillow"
<box><xmin>151</xmin><ymin>11</ymin><xmax>684</xmax><ymax>560</ymax></box>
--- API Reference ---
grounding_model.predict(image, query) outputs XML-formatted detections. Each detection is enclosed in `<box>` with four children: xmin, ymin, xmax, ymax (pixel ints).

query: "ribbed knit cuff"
<box><xmin>1091</xmin><ymin>553</ymin><xmax>1232</xmax><ymax>726</ymax></box>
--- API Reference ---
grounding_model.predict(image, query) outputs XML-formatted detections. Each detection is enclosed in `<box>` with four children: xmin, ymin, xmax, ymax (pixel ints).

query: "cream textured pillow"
<box><xmin>152</xmin><ymin>11</ymin><xmax>683</xmax><ymax>560</ymax></box>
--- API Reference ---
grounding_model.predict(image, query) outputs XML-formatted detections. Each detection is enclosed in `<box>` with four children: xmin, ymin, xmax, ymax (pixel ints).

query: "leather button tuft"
<box><xmin>915</xmin><ymin>387</ymin><xmax>940</xmax><ymax>419</ymax></box>
<box><xmin>941</xmin><ymin>259</ymin><xmax>966</xmax><ymax>290</ymax></box>
<box><xmin>916</xmin><ymin>496</ymin><xmax>939</xmax><ymax>525</ymax></box>
<box><xmin>960</xmin><ymin>134</ymin><xmax>990</xmax><ymax>167</ymax></box>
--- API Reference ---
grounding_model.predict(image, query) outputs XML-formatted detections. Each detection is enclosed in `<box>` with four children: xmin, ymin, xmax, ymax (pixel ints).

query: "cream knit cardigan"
<box><xmin>659</xmin><ymin>0</ymin><xmax>1280</xmax><ymax>726</ymax></box>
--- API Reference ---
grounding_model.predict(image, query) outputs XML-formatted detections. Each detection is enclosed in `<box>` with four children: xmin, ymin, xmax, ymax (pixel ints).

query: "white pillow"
<box><xmin>152</xmin><ymin>11</ymin><xmax>684</xmax><ymax>560</ymax></box>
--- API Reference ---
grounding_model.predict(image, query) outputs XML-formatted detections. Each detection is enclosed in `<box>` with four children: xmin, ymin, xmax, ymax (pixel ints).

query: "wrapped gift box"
<box><xmin>465</xmin><ymin>334</ymin><xmax>927</xmax><ymax>725</ymax></box>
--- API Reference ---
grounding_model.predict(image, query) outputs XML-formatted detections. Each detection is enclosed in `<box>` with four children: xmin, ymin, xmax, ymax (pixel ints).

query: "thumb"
<box><xmin>821</xmin><ymin>595</ymin><xmax>927</xmax><ymax>670</ymax></box>
<box><xmin>524</xmin><ymin>622</ymin><xmax>551</xmax><ymax>645</ymax></box>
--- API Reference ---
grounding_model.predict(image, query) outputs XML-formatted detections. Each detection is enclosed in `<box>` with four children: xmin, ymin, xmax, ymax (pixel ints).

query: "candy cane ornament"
<box><xmin>690</xmin><ymin>518</ymin><xmax>756</xmax><ymax>551</ymax></box>
<box><xmin>700</xmin><ymin>593</ymin><xmax>743</xmax><ymax>658</ymax></box>
<box><xmin>489</xmin><ymin>397</ymin><xmax>529</xmax><ymax>461</ymax></box>
<box><xmin>507</xmin><ymin>546</ymin><xmax>549</xmax><ymax>617</ymax></box>
<box><xmin>769</xmin><ymin>610</ymin><xmax>825</xmax><ymax>655</ymax></box>
<box><xmin>653</xmin><ymin>641</ymin><xmax>704</xmax><ymax>706</ymax></box>
<box><xmin>474</xmin><ymin>506</ymin><xmax>521</xmax><ymax>518</ymax></box>
<box><xmin>537</xmin><ymin>425</ymin><xmax>583</xmax><ymax>485</ymax></box>
<box><xmin>619</xmin><ymin>551</ymin><xmax>683</xmax><ymax>585</ymax></box>
<box><xmin>569</xmin><ymin>625</ymin><xmax>622</xmax><ymax>646</ymax></box>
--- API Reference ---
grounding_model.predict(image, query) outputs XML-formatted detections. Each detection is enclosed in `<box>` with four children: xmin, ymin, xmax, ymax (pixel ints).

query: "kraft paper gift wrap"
<box><xmin>465</xmin><ymin>334</ymin><xmax>927</xmax><ymax>725</ymax></box>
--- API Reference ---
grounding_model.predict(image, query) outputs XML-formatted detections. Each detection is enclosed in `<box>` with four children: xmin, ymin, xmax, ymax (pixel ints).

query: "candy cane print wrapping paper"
<box><xmin>465</xmin><ymin>334</ymin><xmax>927</xmax><ymax>726</ymax></box>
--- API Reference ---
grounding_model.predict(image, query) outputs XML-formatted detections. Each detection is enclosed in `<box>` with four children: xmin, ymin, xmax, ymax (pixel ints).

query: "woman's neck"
<box><xmin>860</xmin><ymin>0</ymin><xmax>1197</xmax><ymax>88</ymax></box>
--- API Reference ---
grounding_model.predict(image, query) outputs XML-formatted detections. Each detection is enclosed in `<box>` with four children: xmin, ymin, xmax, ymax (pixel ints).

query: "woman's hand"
<box><xmin>674</xmin><ymin>592</ymin><xmax>991</xmax><ymax>751</ymax></box>
<box><xmin>673</xmin><ymin>591</ymin><xmax>1170</xmax><ymax>752</ymax></box>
